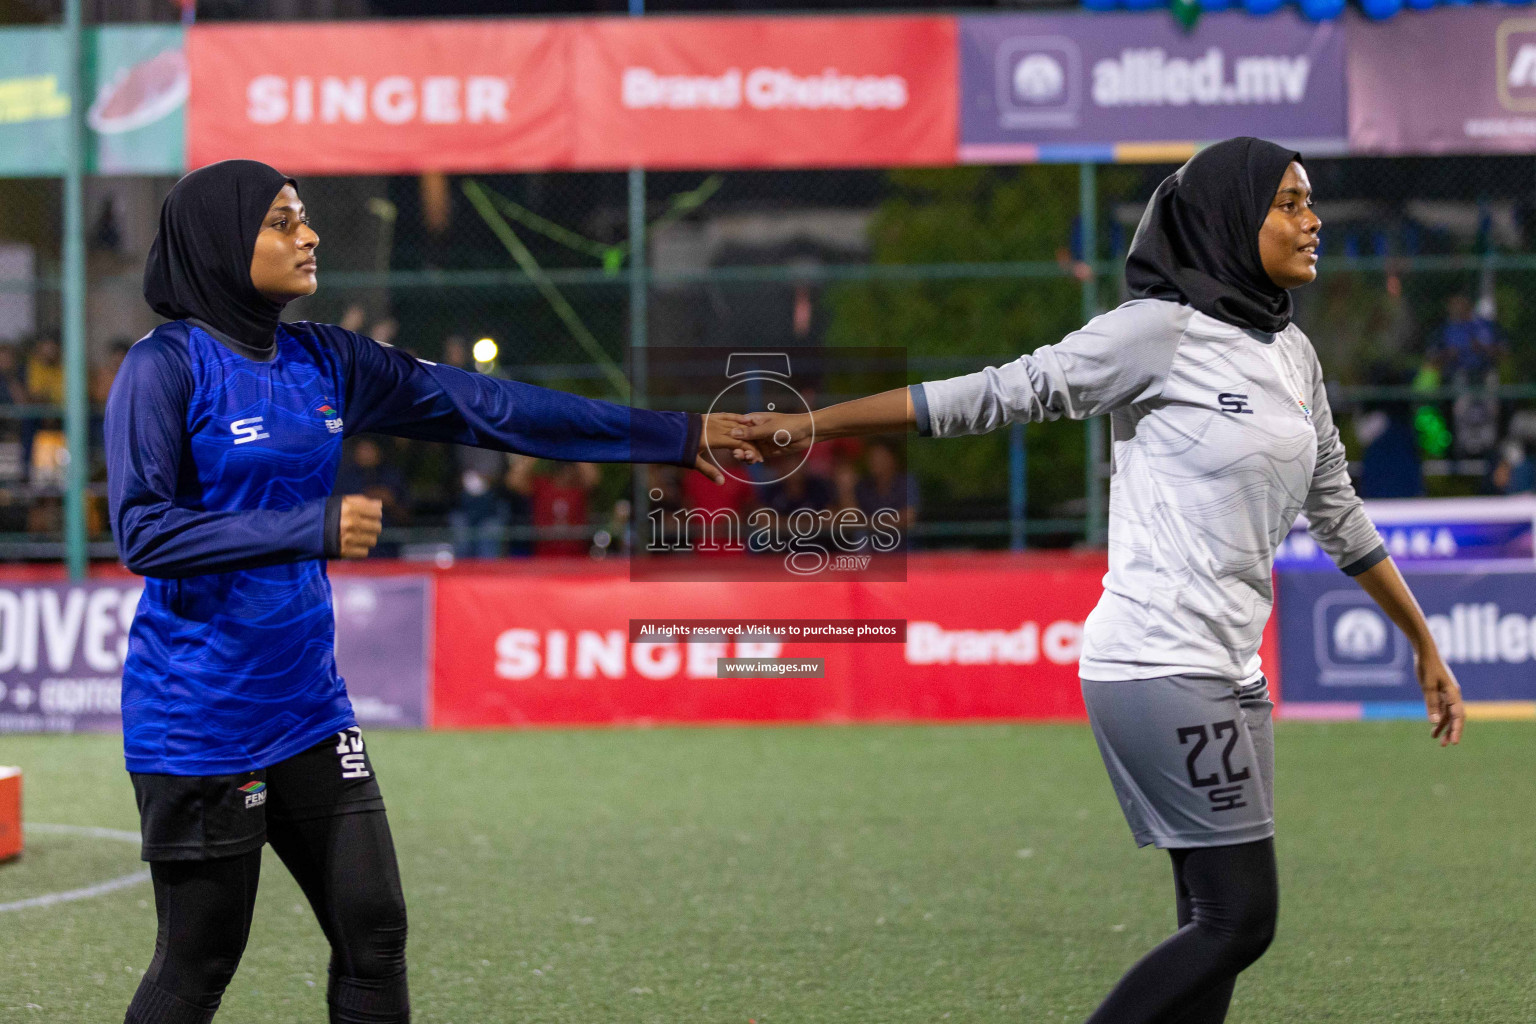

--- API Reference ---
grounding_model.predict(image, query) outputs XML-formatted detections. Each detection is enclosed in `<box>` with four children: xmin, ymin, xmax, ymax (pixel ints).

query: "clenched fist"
<box><xmin>338</xmin><ymin>495</ymin><xmax>383</xmax><ymax>559</ymax></box>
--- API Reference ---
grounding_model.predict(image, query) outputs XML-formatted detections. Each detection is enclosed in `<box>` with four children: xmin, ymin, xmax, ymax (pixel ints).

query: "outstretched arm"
<box><xmin>731</xmin><ymin>299</ymin><xmax>1184</xmax><ymax>456</ymax></box>
<box><xmin>331</xmin><ymin>327</ymin><xmax>748</xmax><ymax>482</ymax></box>
<box><xmin>729</xmin><ymin>387</ymin><xmax>913</xmax><ymax>455</ymax></box>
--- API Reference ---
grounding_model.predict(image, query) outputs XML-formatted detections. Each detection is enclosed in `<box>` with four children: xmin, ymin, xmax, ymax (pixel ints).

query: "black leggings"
<box><xmin>124</xmin><ymin>810</ymin><xmax>409</xmax><ymax>1024</ymax></box>
<box><xmin>1084</xmin><ymin>838</ymin><xmax>1278</xmax><ymax>1024</ymax></box>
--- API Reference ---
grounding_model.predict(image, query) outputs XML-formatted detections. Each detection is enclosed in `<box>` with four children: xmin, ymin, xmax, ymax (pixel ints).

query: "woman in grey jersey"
<box><xmin>727</xmin><ymin>137</ymin><xmax>1464</xmax><ymax>1024</ymax></box>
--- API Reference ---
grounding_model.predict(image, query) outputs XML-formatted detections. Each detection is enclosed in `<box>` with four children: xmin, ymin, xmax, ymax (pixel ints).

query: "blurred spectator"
<box><xmin>26</xmin><ymin>334</ymin><xmax>64</xmax><ymax>406</ymax></box>
<box><xmin>832</xmin><ymin>457</ymin><xmax>859</xmax><ymax>513</ymax></box>
<box><xmin>512</xmin><ymin>460</ymin><xmax>599</xmax><ymax>557</ymax></box>
<box><xmin>681</xmin><ymin>459</ymin><xmax>754</xmax><ymax>554</ymax></box>
<box><xmin>0</xmin><ymin>345</ymin><xmax>27</xmax><ymax>485</ymax></box>
<box><xmin>759</xmin><ymin>466</ymin><xmax>834</xmax><ymax>520</ymax></box>
<box><xmin>90</xmin><ymin>339</ymin><xmax>133</xmax><ymax>407</ymax></box>
<box><xmin>1432</xmin><ymin>294</ymin><xmax>1503</xmax><ymax>457</ymax></box>
<box><xmin>336</xmin><ymin>438</ymin><xmax>409</xmax><ymax>554</ymax></box>
<box><xmin>438</xmin><ymin>335</ymin><xmax>528</xmax><ymax>556</ymax></box>
<box><xmin>442</xmin><ymin>334</ymin><xmax>471</xmax><ymax>369</ymax></box>
<box><xmin>1491</xmin><ymin>411</ymin><xmax>1536</xmax><ymax>495</ymax></box>
<box><xmin>1432</xmin><ymin>294</ymin><xmax>1503</xmax><ymax>381</ymax></box>
<box><xmin>339</xmin><ymin>304</ymin><xmax>368</xmax><ymax>334</ymax></box>
<box><xmin>449</xmin><ymin>448</ymin><xmax>529</xmax><ymax>559</ymax></box>
<box><xmin>30</xmin><ymin>428</ymin><xmax>68</xmax><ymax>488</ymax></box>
<box><xmin>1356</xmin><ymin>405</ymin><xmax>1425</xmax><ymax>499</ymax></box>
<box><xmin>370</xmin><ymin>317</ymin><xmax>400</xmax><ymax>348</ymax></box>
<box><xmin>593</xmin><ymin>497</ymin><xmax>632</xmax><ymax>559</ymax></box>
<box><xmin>640</xmin><ymin>465</ymin><xmax>687</xmax><ymax>553</ymax></box>
<box><xmin>1360</xmin><ymin>272</ymin><xmax>1419</xmax><ymax>387</ymax></box>
<box><xmin>0</xmin><ymin>344</ymin><xmax>25</xmax><ymax>405</ymax></box>
<box><xmin>27</xmin><ymin>494</ymin><xmax>62</xmax><ymax>536</ymax></box>
<box><xmin>853</xmin><ymin>439</ymin><xmax>919</xmax><ymax>548</ymax></box>
<box><xmin>1490</xmin><ymin>442</ymin><xmax>1535</xmax><ymax>495</ymax></box>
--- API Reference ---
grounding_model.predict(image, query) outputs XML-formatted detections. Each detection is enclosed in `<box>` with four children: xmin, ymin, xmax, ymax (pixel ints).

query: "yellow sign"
<box><xmin>0</xmin><ymin>74</ymin><xmax>70</xmax><ymax>125</ymax></box>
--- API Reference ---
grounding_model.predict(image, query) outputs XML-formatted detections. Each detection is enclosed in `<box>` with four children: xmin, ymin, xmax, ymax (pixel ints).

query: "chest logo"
<box><xmin>316</xmin><ymin>401</ymin><xmax>344</xmax><ymax>435</ymax></box>
<box><xmin>1217</xmin><ymin>393</ymin><xmax>1255</xmax><ymax>415</ymax></box>
<box><xmin>231</xmin><ymin>416</ymin><xmax>271</xmax><ymax>444</ymax></box>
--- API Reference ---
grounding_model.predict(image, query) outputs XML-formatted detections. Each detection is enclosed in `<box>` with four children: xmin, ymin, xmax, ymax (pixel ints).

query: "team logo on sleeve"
<box><xmin>238</xmin><ymin>780</ymin><xmax>267</xmax><ymax>809</ymax></box>
<box><xmin>316</xmin><ymin>399</ymin><xmax>344</xmax><ymax>434</ymax></box>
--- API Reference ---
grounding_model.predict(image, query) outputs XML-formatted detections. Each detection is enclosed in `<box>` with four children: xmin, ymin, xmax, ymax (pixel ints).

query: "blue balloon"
<box><xmin>1243</xmin><ymin>0</ymin><xmax>1285</xmax><ymax>16</ymax></box>
<box><xmin>1082</xmin><ymin>0</ymin><xmax>1118</xmax><ymax>10</ymax></box>
<box><xmin>1121</xmin><ymin>0</ymin><xmax>1165</xmax><ymax>11</ymax></box>
<box><xmin>1361</xmin><ymin>0</ymin><xmax>1405</xmax><ymax>19</ymax></box>
<box><xmin>1299</xmin><ymin>0</ymin><xmax>1346</xmax><ymax>20</ymax></box>
<box><xmin>1403</xmin><ymin>0</ymin><xmax>1435</xmax><ymax>10</ymax></box>
<box><xmin>1200</xmin><ymin>0</ymin><xmax>1233</xmax><ymax>10</ymax></box>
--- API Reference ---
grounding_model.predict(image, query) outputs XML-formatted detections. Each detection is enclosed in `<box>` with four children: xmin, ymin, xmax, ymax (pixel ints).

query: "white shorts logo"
<box><xmin>335</xmin><ymin>727</ymin><xmax>370</xmax><ymax>779</ymax></box>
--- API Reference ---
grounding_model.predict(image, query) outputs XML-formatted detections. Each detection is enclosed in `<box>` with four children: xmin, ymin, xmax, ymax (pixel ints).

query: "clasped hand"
<box><xmin>696</xmin><ymin>413</ymin><xmax>768</xmax><ymax>482</ymax></box>
<box><xmin>723</xmin><ymin>410</ymin><xmax>813</xmax><ymax>461</ymax></box>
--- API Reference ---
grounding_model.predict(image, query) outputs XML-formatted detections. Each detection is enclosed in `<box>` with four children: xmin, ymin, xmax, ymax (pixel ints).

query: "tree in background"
<box><xmin>825</xmin><ymin>164</ymin><xmax>1134</xmax><ymax>537</ymax></box>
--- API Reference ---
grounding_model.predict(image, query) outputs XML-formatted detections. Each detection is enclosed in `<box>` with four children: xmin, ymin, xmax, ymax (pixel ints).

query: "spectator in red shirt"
<box><xmin>680</xmin><ymin>457</ymin><xmax>755</xmax><ymax>555</ymax></box>
<box><xmin>512</xmin><ymin>459</ymin><xmax>600</xmax><ymax>557</ymax></box>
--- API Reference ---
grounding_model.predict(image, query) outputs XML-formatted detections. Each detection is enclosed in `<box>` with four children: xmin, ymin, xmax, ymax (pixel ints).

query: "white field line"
<box><xmin>0</xmin><ymin>823</ymin><xmax>148</xmax><ymax>913</ymax></box>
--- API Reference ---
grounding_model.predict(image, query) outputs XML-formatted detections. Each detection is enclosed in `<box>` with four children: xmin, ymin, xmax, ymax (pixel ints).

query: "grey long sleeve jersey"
<box><xmin>912</xmin><ymin>298</ymin><xmax>1387</xmax><ymax>683</ymax></box>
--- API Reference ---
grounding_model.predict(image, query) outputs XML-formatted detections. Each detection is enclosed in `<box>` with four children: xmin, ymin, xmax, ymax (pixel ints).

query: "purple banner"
<box><xmin>0</xmin><ymin>582</ymin><xmax>141</xmax><ymax>733</ymax></box>
<box><xmin>958</xmin><ymin>11</ymin><xmax>1347</xmax><ymax>163</ymax></box>
<box><xmin>0</xmin><ymin>575</ymin><xmax>429</xmax><ymax>734</ymax></box>
<box><xmin>1277</xmin><ymin>496</ymin><xmax>1536</xmax><ymax>572</ymax></box>
<box><xmin>1279</xmin><ymin>567</ymin><xmax>1536</xmax><ymax>704</ymax></box>
<box><xmin>1349</xmin><ymin>8</ymin><xmax>1536</xmax><ymax>156</ymax></box>
<box><xmin>332</xmin><ymin>576</ymin><xmax>430</xmax><ymax>729</ymax></box>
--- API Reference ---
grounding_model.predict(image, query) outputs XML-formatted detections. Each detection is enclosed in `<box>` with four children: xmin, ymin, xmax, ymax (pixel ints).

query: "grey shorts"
<box><xmin>1081</xmin><ymin>674</ymin><xmax>1274</xmax><ymax>849</ymax></box>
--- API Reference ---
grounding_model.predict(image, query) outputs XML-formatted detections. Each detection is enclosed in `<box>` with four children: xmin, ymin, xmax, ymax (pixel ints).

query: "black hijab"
<box><xmin>143</xmin><ymin>160</ymin><xmax>297</xmax><ymax>353</ymax></box>
<box><xmin>1125</xmin><ymin>137</ymin><xmax>1302</xmax><ymax>334</ymax></box>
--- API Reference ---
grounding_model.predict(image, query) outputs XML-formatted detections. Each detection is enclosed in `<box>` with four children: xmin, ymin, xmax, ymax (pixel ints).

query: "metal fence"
<box><xmin>5</xmin><ymin>152</ymin><xmax>1536</xmax><ymax>565</ymax></box>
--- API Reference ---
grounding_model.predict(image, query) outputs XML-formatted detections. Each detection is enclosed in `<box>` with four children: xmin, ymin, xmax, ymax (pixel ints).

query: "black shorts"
<box><xmin>131</xmin><ymin>727</ymin><xmax>385</xmax><ymax>862</ymax></box>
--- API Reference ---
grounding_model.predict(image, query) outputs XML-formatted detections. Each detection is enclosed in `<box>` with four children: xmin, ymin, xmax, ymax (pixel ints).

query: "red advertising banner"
<box><xmin>571</xmin><ymin>16</ymin><xmax>957</xmax><ymax>169</ymax></box>
<box><xmin>186</xmin><ymin>20</ymin><xmax>574</xmax><ymax>173</ymax></box>
<box><xmin>186</xmin><ymin>16</ymin><xmax>956</xmax><ymax>173</ymax></box>
<box><xmin>432</xmin><ymin>552</ymin><xmax>1104</xmax><ymax>729</ymax></box>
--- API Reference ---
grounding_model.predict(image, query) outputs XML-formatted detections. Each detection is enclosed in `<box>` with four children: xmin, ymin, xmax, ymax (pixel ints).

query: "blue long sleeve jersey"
<box><xmin>107</xmin><ymin>320</ymin><xmax>700</xmax><ymax>775</ymax></box>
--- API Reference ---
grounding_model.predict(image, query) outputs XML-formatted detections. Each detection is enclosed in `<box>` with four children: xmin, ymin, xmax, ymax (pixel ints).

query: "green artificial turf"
<box><xmin>2</xmin><ymin>722</ymin><xmax>1532</xmax><ymax>1023</ymax></box>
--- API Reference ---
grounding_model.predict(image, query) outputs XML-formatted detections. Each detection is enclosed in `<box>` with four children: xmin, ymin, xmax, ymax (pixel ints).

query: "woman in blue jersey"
<box><xmin>106</xmin><ymin>160</ymin><xmax>756</xmax><ymax>1024</ymax></box>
